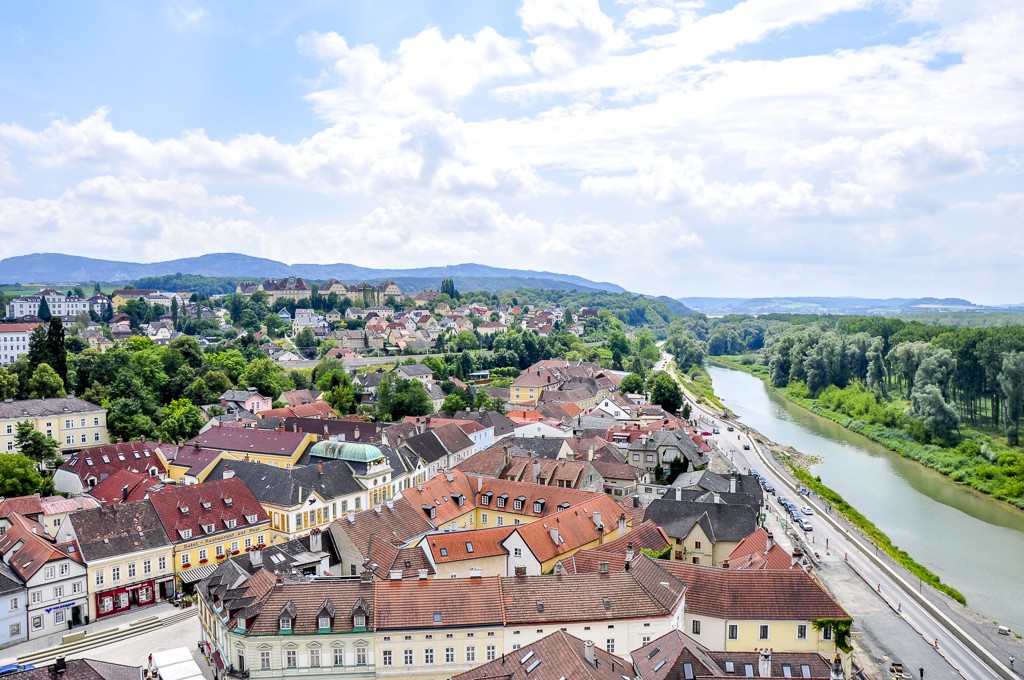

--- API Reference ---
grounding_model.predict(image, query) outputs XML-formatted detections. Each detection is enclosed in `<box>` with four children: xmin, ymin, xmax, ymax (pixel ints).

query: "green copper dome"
<box><xmin>310</xmin><ymin>441</ymin><xmax>385</xmax><ymax>463</ymax></box>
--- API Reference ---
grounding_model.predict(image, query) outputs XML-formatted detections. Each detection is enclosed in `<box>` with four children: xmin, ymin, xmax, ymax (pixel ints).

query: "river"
<box><xmin>708</xmin><ymin>364</ymin><xmax>1024</xmax><ymax>632</ymax></box>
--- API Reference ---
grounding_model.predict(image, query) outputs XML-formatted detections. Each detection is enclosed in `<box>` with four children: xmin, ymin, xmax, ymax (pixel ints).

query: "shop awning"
<box><xmin>212</xmin><ymin>652</ymin><xmax>224</xmax><ymax>671</ymax></box>
<box><xmin>177</xmin><ymin>562</ymin><xmax>220</xmax><ymax>584</ymax></box>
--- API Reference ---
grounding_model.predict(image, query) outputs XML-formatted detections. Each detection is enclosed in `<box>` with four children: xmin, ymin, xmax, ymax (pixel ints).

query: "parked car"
<box><xmin>743</xmin><ymin>444</ymin><xmax>751</xmax><ymax>450</ymax></box>
<box><xmin>763</xmin><ymin>483</ymin><xmax>775</xmax><ymax>494</ymax></box>
<box><xmin>801</xmin><ymin>506</ymin><xmax>814</xmax><ymax>515</ymax></box>
<box><xmin>727</xmin><ymin>426</ymin><xmax>735</xmax><ymax>432</ymax></box>
<box><xmin>701</xmin><ymin>431</ymin><xmax>712</xmax><ymax>436</ymax></box>
<box><xmin>712</xmin><ymin>428</ymin><xmax>720</xmax><ymax>434</ymax></box>
<box><xmin>798</xmin><ymin>518</ymin><xmax>813</xmax><ymax>531</ymax></box>
<box><xmin>778</xmin><ymin>496</ymin><xmax>790</xmax><ymax>506</ymax></box>
<box><xmin>0</xmin><ymin>666</ymin><xmax>35</xmax><ymax>677</ymax></box>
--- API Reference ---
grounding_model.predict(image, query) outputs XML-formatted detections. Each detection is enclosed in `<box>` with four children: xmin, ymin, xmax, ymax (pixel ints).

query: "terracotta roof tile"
<box><xmin>425</xmin><ymin>526</ymin><xmax>516</xmax><ymax>563</ymax></box>
<box><xmin>453</xmin><ymin>631</ymin><xmax>633</xmax><ymax>680</ymax></box>
<box><xmin>374</xmin><ymin>576</ymin><xmax>505</xmax><ymax>630</ymax></box>
<box><xmin>147</xmin><ymin>478</ymin><xmax>270</xmax><ymax>543</ymax></box>
<box><xmin>662</xmin><ymin>562</ymin><xmax>849</xmax><ymax>620</ymax></box>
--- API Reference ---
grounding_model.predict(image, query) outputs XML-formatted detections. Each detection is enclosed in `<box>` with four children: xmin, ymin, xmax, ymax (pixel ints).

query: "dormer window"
<box><xmin>480</xmin><ymin>493</ymin><xmax>491</xmax><ymax>506</ymax></box>
<box><xmin>180</xmin><ymin>506</ymin><xmax>190</xmax><ymax>516</ymax></box>
<box><xmin>353</xmin><ymin>612</ymin><xmax>366</xmax><ymax>629</ymax></box>
<box><xmin>245</xmin><ymin>514</ymin><xmax>258</xmax><ymax>524</ymax></box>
<box><xmin>202</xmin><ymin>501</ymin><xmax>212</xmax><ymax>510</ymax></box>
<box><xmin>279</xmin><ymin>601</ymin><xmax>297</xmax><ymax>633</ymax></box>
<box><xmin>279</xmin><ymin>617</ymin><xmax>292</xmax><ymax>631</ymax></box>
<box><xmin>497</xmin><ymin>494</ymin><xmax>508</xmax><ymax>509</ymax></box>
<box><xmin>224</xmin><ymin>497</ymin><xmax>233</xmax><ymax>507</ymax></box>
<box><xmin>179</xmin><ymin>529</ymin><xmax>192</xmax><ymax>540</ymax></box>
<box><xmin>319</xmin><ymin>615</ymin><xmax>330</xmax><ymax>629</ymax></box>
<box><xmin>514</xmin><ymin>496</ymin><xmax>526</xmax><ymax>511</ymax></box>
<box><xmin>317</xmin><ymin>598</ymin><xmax>335</xmax><ymax>632</ymax></box>
<box><xmin>534</xmin><ymin>500</ymin><xmax>545</xmax><ymax>514</ymax></box>
<box><xmin>225</xmin><ymin>519</ymin><xmax>237</xmax><ymax>529</ymax></box>
<box><xmin>202</xmin><ymin>523</ymin><xmax>215</xmax><ymax>534</ymax></box>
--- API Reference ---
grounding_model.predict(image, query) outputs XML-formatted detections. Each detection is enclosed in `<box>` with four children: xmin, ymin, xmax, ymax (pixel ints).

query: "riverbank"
<box><xmin>712</xmin><ymin>356</ymin><xmax>1024</xmax><ymax>512</ymax></box>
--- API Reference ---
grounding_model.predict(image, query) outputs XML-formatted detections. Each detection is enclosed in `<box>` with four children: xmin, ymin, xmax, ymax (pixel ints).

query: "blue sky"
<box><xmin>1</xmin><ymin>0</ymin><xmax>1022</xmax><ymax>303</ymax></box>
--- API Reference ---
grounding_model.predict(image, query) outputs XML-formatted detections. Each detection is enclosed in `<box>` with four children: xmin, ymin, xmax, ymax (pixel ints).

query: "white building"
<box><xmin>0</xmin><ymin>323</ymin><xmax>41</xmax><ymax>366</ymax></box>
<box><xmin>5</xmin><ymin>290</ymin><xmax>106</xmax><ymax>320</ymax></box>
<box><xmin>0</xmin><ymin>567</ymin><xmax>27</xmax><ymax>649</ymax></box>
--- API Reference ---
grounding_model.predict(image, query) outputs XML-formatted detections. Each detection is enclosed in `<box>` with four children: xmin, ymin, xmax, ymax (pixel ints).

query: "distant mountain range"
<box><xmin>0</xmin><ymin>253</ymin><xmax>626</xmax><ymax>294</ymax></box>
<box><xmin>678</xmin><ymin>296</ymin><xmax>989</xmax><ymax>315</ymax></box>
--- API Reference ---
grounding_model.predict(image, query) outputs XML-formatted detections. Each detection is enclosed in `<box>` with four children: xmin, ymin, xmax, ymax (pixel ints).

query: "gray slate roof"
<box><xmin>69</xmin><ymin>500</ymin><xmax>172</xmax><ymax>561</ymax></box>
<box><xmin>0</xmin><ymin>397</ymin><xmax>103</xmax><ymax>419</ymax></box>
<box><xmin>209</xmin><ymin>458</ymin><xmax>365</xmax><ymax>507</ymax></box>
<box><xmin>644</xmin><ymin>499</ymin><xmax>758</xmax><ymax>544</ymax></box>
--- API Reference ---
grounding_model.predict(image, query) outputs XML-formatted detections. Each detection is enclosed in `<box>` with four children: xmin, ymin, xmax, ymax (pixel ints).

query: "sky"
<box><xmin>0</xmin><ymin>0</ymin><xmax>1022</xmax><ymax>304</ymax></box>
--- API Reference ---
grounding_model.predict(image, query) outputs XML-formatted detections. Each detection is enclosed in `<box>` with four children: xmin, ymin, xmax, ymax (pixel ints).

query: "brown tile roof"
<box><xmin>147</xmin><ymin>478</ymin><xmax>270</xmax><ymax>543</ymax></box>
<box><xmin>501</xmin><ymin>562</ymin><xmax>682</xmax><ymax>625</ymax></box>
<box><xmin>558</xmin><ymin>520</ymin><xmax>670</xmax><ymax>574</ymax></box>
<box><xmin>662</xmin><ymin>562</ymin><xmax>850</xmax><ymax>620</ymax></box>
<box><xmin>10</xmin><ymin>659</ymin><xmax>143</xmax><ymax>680</ymax></box>
<box><xmin>425</xmin><ymin>526</ymin><xmax>516</xmax><ymax>564</ymax></box>
<box><xmin>328</xmin><ymin>498</ymin><xmax>434</xmax><ymax>558</ymax></box>
<box><xmin>401</xmin><ymin>470</ymin><xmax>478</xmax><ymax>526</ymax></box>
<box><xmin>511</xmin><ymin>495</ymin><xmax>625</xmax><ymax>564</ymax></box>
<box><xmin>68</xmin><ymin>500</ymin><xmax>171</xmax><ymax>562</ymax></box>
<box><xmin>373</xmin><ymin>576</ymin><xmax>506</xmax><ymax>630</ymax></box>
<box><xmin>475</xmin><ymin>476</ymin><xmax>605</xmax><ymax>521</ymax></box>
<box><xmin>453</xmin><ymin>447</ymin><xmax>507</xmax><ymax>477</ymax></box>
<box><xmin>188</xmin><ymin>428</ymin><xmax>311</xmax><ymax>457</ymax></box>
<box><xmin>249</xmin><ymin>580</ymin><xmax>375</xmax><ymax>635</ymax></box>
<box><xmin>258</xmin><ymin>402</ymin><xmax>337</xmax><ymax>420</ymax></box>
<box><xmin>453</xmin><ymin>631</ymin><xmax>634</xmax><ymax>680</ymax></box>
<box><xmin>430</xmin><ymin>422</ymin><xmax>476</xmax><ymax>455</ymax></box>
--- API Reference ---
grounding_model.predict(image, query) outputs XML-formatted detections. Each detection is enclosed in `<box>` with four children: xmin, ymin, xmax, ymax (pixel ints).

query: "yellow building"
<box><xmin>148</xmin><ymin>477</ymin><xmax>273</xmax><ymax>589</ymax></box>
<box><xmin>1</xmin><ymin>397</ymin><xmax>109</xmax><ymax>454</ymax></box>
<box><xmin>56</xmin><ymin>500</ymin><xmax>176</xmax><ymax>621</ymax></box>
<box><xmin>664</xmin><ymin>562</ymin><xmax>851</xmax><ymax>658</ymax></box>
<box><xmin>508</xmin><ymin>368</ymin><xmax>559</xmax><ymax>405</ymax></box>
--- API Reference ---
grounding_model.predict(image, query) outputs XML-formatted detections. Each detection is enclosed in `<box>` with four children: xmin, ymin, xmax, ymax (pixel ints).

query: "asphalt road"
<box><xmin>661</xmin><ymin>354</ymin><xmax>1015</xmax><ymax>680</ymax></box>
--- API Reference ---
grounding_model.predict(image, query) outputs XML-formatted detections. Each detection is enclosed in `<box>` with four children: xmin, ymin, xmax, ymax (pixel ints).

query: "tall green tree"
<box><xmin>0</xmin><ymin>366</ymin><xmax>18</xmax><ymax>400</ymax></box>
<box><xmin>14</xmin><ymin>421</ymin><xmax>60</xmax><ymax>467</ymax></box>
<box><xmin>0</xmin><ymin>454</ymin><xmax>52</xmax><ymax>496</ymax></box>
<box><xmin>648</xmin><ymin>372</ymin><xmax>684</xmax><ymax>413</ymax></box>
<box><xmin>37</xmin><ymin>297</ymin><xmax>52</xmax><ymax>321</ymax></box>
<box><xmin>171</xmin><ymin>297</ymin><xmax>179</xmax><ymax>329</ymax></box>
<box><xmin>46</xmin><ymin>316</ymin><xmax>68</xmax><ymax>384</ymax></box>
<box><xmin>157</xmin><ymin>398</ymin><xmax>205</xmax><ymax>443</ymax></box>
<box><xmin>998</xmin><ymin>352</ymin><xmax>1024</xmax><ymax>446</ymax></box>
<box><xmin>28</xmin><ymin>363</ymin><xmax>65</xmax><ymax>398</ymax></box>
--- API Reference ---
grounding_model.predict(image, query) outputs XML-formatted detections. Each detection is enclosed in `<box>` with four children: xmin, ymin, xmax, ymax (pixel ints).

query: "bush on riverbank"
<box><xmin>716</xmin><ymin>356</ymin><xmax>1024</xmax><ymax>510</ymax></box>
<box><xmin>789</xmin><ymin>467</ymin><xmax>967</xmax><ymax>605</ymax></box>
<box><xmin>671</xmin><ymin>362</ymin><xmax>726</xmax><ymax>411</ymax></box>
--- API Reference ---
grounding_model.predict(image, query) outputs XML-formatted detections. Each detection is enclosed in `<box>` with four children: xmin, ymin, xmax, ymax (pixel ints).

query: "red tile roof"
<box><xmin>147</xmin><ymin>478</ymin><xmax>270</xmax><ymax>543</ymax></box>
<box><xmin>59</xmin><ymin>441</ymin><xmax>167</xmax><ymax>483</ymax></box>
<box><xmin>727</xmin><ymin>528</ymin><xmax>794</xmax><ymax>571</ymax></box>
<box><xmin>425</xmin><ymin>526</ymin><xmax>516</xmax><ymax>564</ymax></box>
<box><xmin>511</xmin><ymin>495</ymin><xmax>626</xmax><ymax>564</ymax></box>
<box><xmin>87</xmin><ymin>469</ymin><xmax>165</xmax><ymax>505</ymax></box>
<box><xmin>0</xmin><ymin>513</ymin><xmax>82</xmax><ymax>581</ymax></box>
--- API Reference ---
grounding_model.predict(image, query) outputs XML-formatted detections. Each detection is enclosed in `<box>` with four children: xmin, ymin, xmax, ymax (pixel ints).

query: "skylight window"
<box><xmin>465</xmin><ymin>542</ymin><xmax>474</xmax><ymax>553</ymax></box>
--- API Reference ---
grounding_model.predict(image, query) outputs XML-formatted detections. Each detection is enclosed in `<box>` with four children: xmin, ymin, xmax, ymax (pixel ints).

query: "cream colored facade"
<box><xmin>668</xmin><ymin>523</ymin><xmax>739</xmax><ymax>567</ymax></box>
<box><xmin>683</xmin><ymin>613</ymin><xmax>843</xmax><ymax>657</ymax></box>
<box><xmin>174</xmin><ymin>523</ymin><xmax>272</xmax><ymax>574</ymax></box>
<box><xmin>0</xmin><ymin>400</ymin><xmax>109</xmax><ymax>454</ymax></box>
<box><xmin>83</xmin><ymin>546</ymin><xmax>176</xmax><ymax>621</ymax></box>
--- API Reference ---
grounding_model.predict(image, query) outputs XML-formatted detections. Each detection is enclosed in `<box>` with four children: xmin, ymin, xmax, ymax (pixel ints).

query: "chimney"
<box><xmin>791</xmin><ymin>548</ymin><xmax>803</xmax><ymax>569</ymax></box>
<box><xmin>766</xmin><ymin>531</ymin><xmax>775</xmax><ymax>553</ymax></box>
<box><xmin>250</xmin><ymin>547</ymin><xmax>262</xmax><ymax>567</ymax></box>
<box><xmin>354</xmin><ymin>426</ymin><xmax>360</xmax><ymax>440</ymax></box>
<box><xmin>617</xmin><ymin>514</ymin><xmax>627</xmax><ymax>534</ymax></box>
<box><xmin>374</xmin><ymin>505</ymin><xmax>382</xmax><ymax>514</ymax></box>
<box><xmin>223</xmin><ymin>468</ymin><xmax>235</xmax><ymax>480</ymax></box>
<box><xmin>625</xmin><ymin>543</ymin><xmax>635</xmax><ymax>563</ymax></box>
<box><xmin>54</xmin><ymin>658</ymin><xmax>66</xmax><ymax>675</ymax></box>
<box><xmin>418</xmin><ymin>568</ymin><xmax>428</xmax><ymax>580</ymax></box>
<box><xmin>347</xmin><ymin>511</ymin><xmax>356</xmax><ymax>524</ymax></box>
<box><xmin>532</xmin><ymin>460</ymin><xmax>541</xmax><ymax>484</ymax></box>
<box><xmin>389</xmin><ymin>569</ymin><xmax>403</xmax><ymax>580</ymax></box>
<box><xmin>360</xmin><ymin>568</ymin><xmax>374</xmax><ymax>584</ymax></box>
<box><xmin>588</xmin><ymin>444</ymin><xmax>594</xmax><ymax>461</ymax></box>
<box><xmin>121</xmin><ymin>485</ymin><xmax>129</xmax><ymax>502</ymax></box>
<box><xmin>477</xmin><ymin>476</ymin><xmax>484</xmax><ymax>493</ymax></box>
<box><xmin>309</xmin><ymin>528</ymin><xmax>322</xmax><ymax>552</ymax></box>
<box><xmin>446</xmin><ymin>472</ymin><xmax>454</xmax><ymax>483</ymax></box>
<box><xmin>318</xmin><ymin>462</ymin><xmax>324</xmax><ymax>476</ymax></box>
<box><xmin>386</xmin><ymin>499</ymin><xmax>394</xmax><ymax>510</ymax></box>
<box><xmin>593</xmin><ymin>511</ymin><xmax>602</xmax><ymax>528</ymax></box>
<box><xmin>76</xmin><ymin>495</ymin><xmax>84</xmax><ymax>511</ymax></box>
<box><xmin>549</xmin><ymin>527</ymin><xmax>560</xmax><ymax>544</ymax></box>
<box><xmin>675</xmin><ymin>486</ymin><xmax>682</xmax><ymax>501</ymax></box>
<box><xmin>758</xmin><ymin>649</ymin><xmax>772</xmax><ymax>677</ymax></box>
<box><xmin>584</xmin><ymin>640</ymin><xmax>596</xmax><ymax>666</ymax></box>
<box><xmin>730</xmin><ymin>471</ymin><xmax>738</xmax><ymax>494</ymax></box>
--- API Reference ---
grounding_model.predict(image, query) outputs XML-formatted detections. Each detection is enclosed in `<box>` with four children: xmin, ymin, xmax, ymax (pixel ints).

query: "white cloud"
<box><xmin>166</xmin><ymin>3</ymin><xmax>208</xmax><ymax>29</ymax></box>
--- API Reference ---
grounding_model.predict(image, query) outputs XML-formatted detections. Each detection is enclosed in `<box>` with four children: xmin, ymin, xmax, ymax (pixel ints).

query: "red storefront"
<box><xmin>95</xmin><ymin>577</ymin><xmax>175</xmax><ymax>618</ymax></box>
